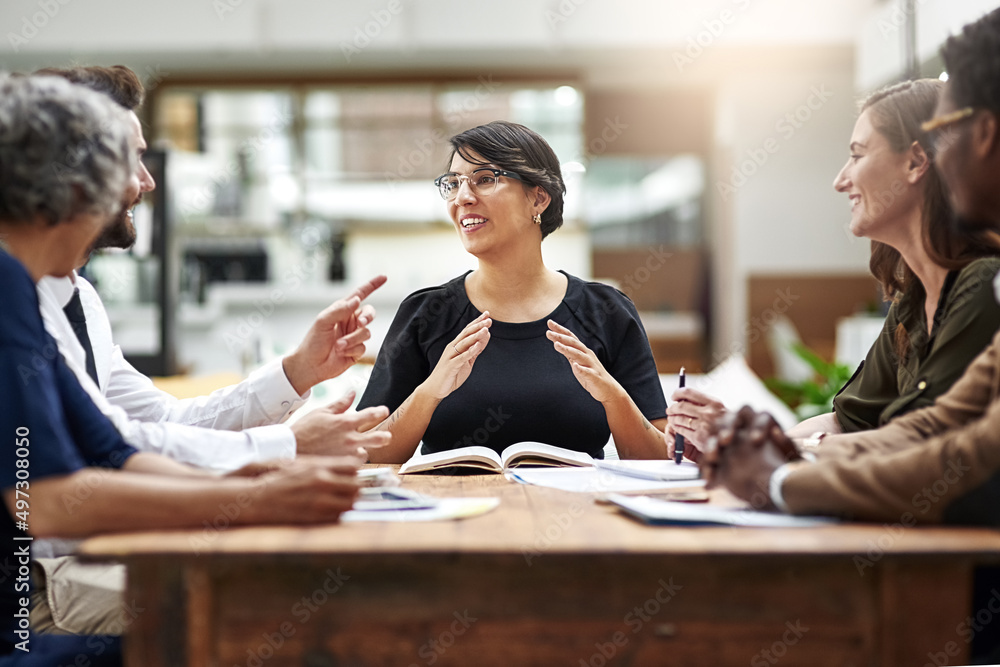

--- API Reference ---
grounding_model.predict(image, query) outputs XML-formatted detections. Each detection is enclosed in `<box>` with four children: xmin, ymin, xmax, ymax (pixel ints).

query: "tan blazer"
<box><xmin>783</xmin><ymin>330</ymin><xmax>1000</xmax><ymax>524</ymax></box>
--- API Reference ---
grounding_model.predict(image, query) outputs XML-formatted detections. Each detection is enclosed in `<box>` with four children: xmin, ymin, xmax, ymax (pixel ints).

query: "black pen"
<box><xmin>674</xmin><ymin>367</ymin><xmax>685</xmax><ymax>465</ymax></box>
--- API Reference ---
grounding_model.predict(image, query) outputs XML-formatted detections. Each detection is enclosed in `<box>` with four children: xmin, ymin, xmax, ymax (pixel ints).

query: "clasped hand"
<box><xmin>699</xmin><ymin>406</ymin><xmax>802</xmax><ymax>509</ymax></box>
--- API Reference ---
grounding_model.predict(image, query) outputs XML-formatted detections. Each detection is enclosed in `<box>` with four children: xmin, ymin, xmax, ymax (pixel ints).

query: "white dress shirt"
<box><xmin>36</xmin><ymin>274</ymin><xmax>305</xmax><ymax>473</ymax></box>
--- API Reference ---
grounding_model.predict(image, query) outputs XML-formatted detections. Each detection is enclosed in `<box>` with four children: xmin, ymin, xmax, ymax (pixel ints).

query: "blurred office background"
<box><xmin>2</xmin><ymin>0</ymin><xmax>996</xmax><ymax>387</ymax></box>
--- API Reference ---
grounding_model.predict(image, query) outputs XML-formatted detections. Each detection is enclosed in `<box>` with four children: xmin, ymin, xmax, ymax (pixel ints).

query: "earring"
<box><xmin>533</xmin><ymin>213</ymin><xmax>542</xmax><ymax>225</ymax></box>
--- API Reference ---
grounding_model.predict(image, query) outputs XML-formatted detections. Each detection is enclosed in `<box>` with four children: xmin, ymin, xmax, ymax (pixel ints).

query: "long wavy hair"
<box><xmin>861</xmin><ymin>79</ymin><xmax>1000</xmax><ymax>361</ymax></box>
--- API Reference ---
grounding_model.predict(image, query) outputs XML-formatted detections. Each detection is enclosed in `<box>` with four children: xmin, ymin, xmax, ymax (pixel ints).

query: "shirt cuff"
<box><xmin>769</xmin><ymin>463</ymin><xmax>800</xmax><ymax>514</ymax></box>
<box><xmin>247</xmin><ymin>424</ymin><xmax>297</xmax><ymax>461</ymax></box>
<box><xmin>248</xmin><ymin>359</ymin><xmax>311</xmax><ymax>422</ymax></box>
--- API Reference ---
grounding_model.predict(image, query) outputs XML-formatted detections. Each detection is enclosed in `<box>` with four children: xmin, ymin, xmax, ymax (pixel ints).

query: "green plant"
<box><xmin>765</xmin><ymin>343</ymin><xmax>853</xmax><ymax>419</ymax></box>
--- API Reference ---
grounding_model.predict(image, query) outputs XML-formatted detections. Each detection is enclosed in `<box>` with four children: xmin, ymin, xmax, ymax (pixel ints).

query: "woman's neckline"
<box><xmin>461</xmin><ymin>268</ymin><xmax>571</xmax><ymax>324</ymax></box>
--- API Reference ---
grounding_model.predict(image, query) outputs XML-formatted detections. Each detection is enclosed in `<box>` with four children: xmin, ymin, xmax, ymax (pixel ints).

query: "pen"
<box><xmin>674</xmin><ymin>367</ymin><xmax>685</xmax><ymax>465</ymax></box>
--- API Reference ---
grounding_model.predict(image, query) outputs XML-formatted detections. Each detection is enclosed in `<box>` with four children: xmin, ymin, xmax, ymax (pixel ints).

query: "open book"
<box><xmin>399</xmin><ymin>442</ymin><xmax>594</xmax><ymax>475</ymax></box>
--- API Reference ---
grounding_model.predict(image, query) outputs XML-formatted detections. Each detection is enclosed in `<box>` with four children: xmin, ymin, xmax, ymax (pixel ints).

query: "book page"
<box><xmin>500</xmin><ymin>442</ymin><xmax>595</xmax><ymax>469</ymax></box>
<box><xmin>398</xmin><ymin>446</ymin><xmax>503</xmax><ymax>474</ymax></box>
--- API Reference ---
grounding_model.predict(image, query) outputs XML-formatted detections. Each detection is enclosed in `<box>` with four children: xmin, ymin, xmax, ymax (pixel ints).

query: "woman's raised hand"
<box><xmin>421</xmin><ymin>312</ymin><xmax>492</xmax><ymax>400</ymax></box>
<box><xmin>546</xmin><ymin>320</ymin><xmax>623</xmax><ymax>403</ymax></box>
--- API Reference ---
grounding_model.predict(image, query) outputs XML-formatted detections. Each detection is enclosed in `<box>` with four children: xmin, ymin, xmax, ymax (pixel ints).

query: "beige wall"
<box><xmin>2</xmin><ymin>0</ymin><xmax>892</xmax><ymax>370</ymax></box>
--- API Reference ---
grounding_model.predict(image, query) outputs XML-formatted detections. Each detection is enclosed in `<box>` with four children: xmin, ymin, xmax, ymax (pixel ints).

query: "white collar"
<box><xmin>37</xmin><ymin>272</ymin><xmax>79</xmax><ymax>309</ymax></box>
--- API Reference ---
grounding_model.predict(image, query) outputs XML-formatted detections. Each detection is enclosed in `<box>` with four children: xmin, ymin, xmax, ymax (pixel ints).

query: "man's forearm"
<box><xmin>819</xmin><ymin>337</ymin><xmax>999</xmax><ymax>462</ymax></box>
<box><xmin>282</xmin><ymin>353</ymin><xmax>315</xmax><ymax>397</ymax></box>
<box><xmin>782</xmin><ymin>403</ymin><xmax>1000</xmax><ymax>523</ymax></box>
<box><xmin>13</xmin><ymin>470</ymin><xmax>262</xmax><ymax>538</ymax></box>
<box><xmin>122</xmin><ymin>451</ymin><xmax>212</xmax><ymax>477</ymax></box>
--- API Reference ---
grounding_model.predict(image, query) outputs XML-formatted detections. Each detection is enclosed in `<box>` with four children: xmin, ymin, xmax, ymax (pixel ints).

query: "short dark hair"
<box><xmin>941</xmin><ymin>8</ymin><xmax>1000</xmax><ymax>113</ymax></box>
<box><xmin>448</xmin><ymin>121</ymin><xmax>566</xmax><ymax>239</ymax></box>
<box><xmin>34</xmin><ymin>65</ymin><xmax>144</xmax><ymax>111</ymax></box>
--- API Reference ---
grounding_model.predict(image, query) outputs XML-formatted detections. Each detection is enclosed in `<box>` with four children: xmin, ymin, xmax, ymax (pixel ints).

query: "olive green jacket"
<box><xmin>834</xmin><ymin>257</ymin><xmax>1000</xmax><ymax>431</ymax></box>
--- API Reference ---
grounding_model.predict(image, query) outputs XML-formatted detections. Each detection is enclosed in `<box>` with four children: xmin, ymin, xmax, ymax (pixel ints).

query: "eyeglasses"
<box><xmin>434</xmin><ymin>168</ymin><xmax>524</xmax><ymax>201</ymax></box>
<box><xmin>921</xmin><ymin>107</ymin><xmax>976</xmax><ymax>153</ymax></box>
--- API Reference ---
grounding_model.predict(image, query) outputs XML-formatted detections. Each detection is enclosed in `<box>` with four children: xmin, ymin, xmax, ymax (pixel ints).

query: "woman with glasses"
<box><xmin>359</xmin><ymin>121</ymin><xmax>668</xmax><ymax>462</ymax></box>
<box><xmin>668</xmin><ymin>79</ymin><xmax>1000</xmax><ymax>459</ymax></box>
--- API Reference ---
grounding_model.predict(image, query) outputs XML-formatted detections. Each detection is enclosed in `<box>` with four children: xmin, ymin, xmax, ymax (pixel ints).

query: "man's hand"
<box><xmin>701</xmin><ymin>406</ymin><xmax>802</xmax><ymax>509</ymax></box>
<box><xmin>283</xmin><ymin>275</ymin><xmax>387</xmax><ymax>395</ymax></box>
<box><xmin>228</xmin><ymin>454</ymin><xmax>365</xmax><ymax>479</ymax></box>
<box><xmin>291</xmin><ymin>392</ymin><xmax>392</xmax><ymax>458</ymax></box>
<box><xmin>249</xmin><ymin>457</ymin><xmax>362</xmax><ymax>524</ymax></box>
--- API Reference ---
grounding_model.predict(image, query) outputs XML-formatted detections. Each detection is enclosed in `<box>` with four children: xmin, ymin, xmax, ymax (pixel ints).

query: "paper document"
<box><xmin>593</xmin><ymin>459</ymin><xmax>701</xmax><ymax>482</ymax></box>
<box><xmin>508</xmin><ymin>467</ymin><xmax>706</xmax><ymax>494</ymax></box>
<box><xmin>607</xmin><ymin>494</ymin><xmax>838</xmax><ymax>527</ymax></box>
<box><xmin>352</xmin><ymin>487</ymin><xmax>437</xmax><ymax>511</ymax></box>
<box><xmin>342</xmin><ymin>497</ymin><xmax>500</xmax><ymax>523</ymax></box>
<box><xmin>356</xmin><ymin>468</ymin><xmax>402</xmax><ymax>487</ymax></box>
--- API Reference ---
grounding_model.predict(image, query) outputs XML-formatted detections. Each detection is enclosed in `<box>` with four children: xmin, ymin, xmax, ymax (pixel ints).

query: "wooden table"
<box><xmin>80</xmin><ymin>471</ymin><xmax>1000</xmax><ymax>667</ymax></box>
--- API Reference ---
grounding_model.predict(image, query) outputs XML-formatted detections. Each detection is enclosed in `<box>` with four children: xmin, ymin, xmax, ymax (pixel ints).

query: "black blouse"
<box><xmin>358</xmin><ymin>271</ymin><xmax>667</xmax><ymax>458</ymax></box>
